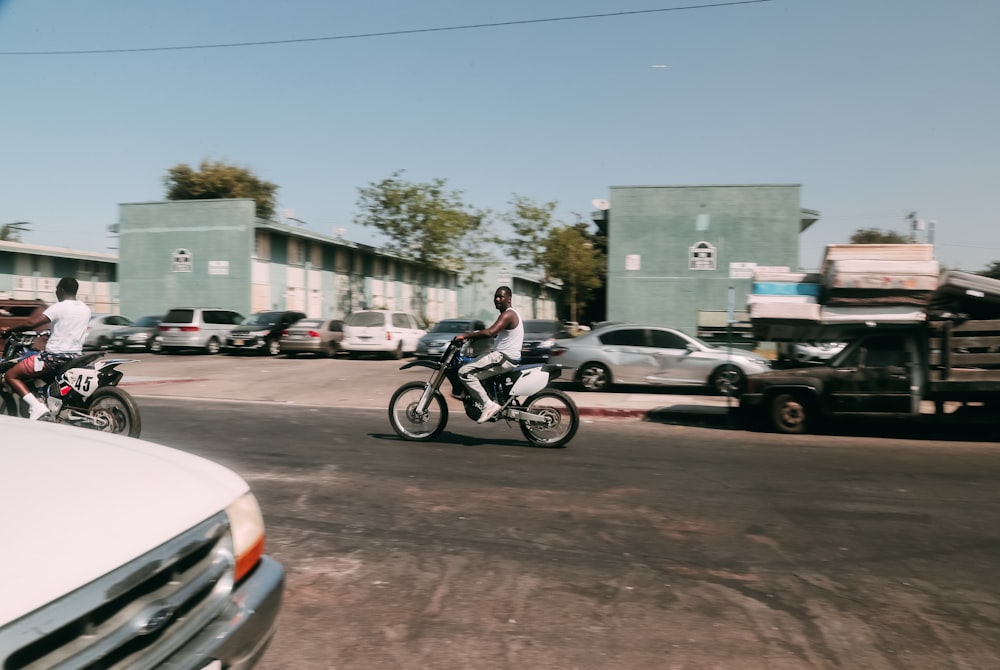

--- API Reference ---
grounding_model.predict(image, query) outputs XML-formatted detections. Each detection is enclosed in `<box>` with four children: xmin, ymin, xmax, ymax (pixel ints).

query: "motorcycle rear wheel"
<box><xmin>87</xmin><ymin>387</ymin><xmax>142</xmax><ymax>437</ymax></box>
<box><xmin>519</xmin><ymin>390</ymin><xmax>579</xmax><ymax>448</ymax></box>
<box><xmin>388</xmin><ymin>381</ymin><xmax>448</xmax><ymax>441</ymax></box>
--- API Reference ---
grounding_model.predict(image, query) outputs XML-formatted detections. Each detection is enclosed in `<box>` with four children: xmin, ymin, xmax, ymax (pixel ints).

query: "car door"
<box><xmin>597</xmin><ymin>328</ymin><xmax>653</xmax><ymax>384</ymax></box>
<box><xmin>643</xmin><ymin>328</ymin><xmax>700</xmax><ymax>384</ymax></box>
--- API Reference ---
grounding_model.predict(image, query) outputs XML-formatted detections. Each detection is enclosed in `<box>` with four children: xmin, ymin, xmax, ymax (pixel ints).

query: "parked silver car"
<box><xmin>551</xmin><ymin>323</ymin><xmax>771</xmax><ymax>395</ymax></box>
<box><xmin>281</xmin><ymin>318</ymin><xmax>344</xmax><ymax>358</ymax></box>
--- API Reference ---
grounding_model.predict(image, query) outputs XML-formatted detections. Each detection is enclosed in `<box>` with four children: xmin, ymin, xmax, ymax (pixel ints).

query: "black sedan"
<box><xmin>520</xmin><ymin>319</ymin><xmax>574</xmax><ymax>363</ymax></box>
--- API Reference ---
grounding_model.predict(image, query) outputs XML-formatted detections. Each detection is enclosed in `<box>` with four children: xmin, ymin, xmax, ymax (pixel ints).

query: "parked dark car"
<box><xmin>520</xmin><ymin>319</ymin><xmax>575</xmax><ymax>363</ymax></box>
<box><xmin>415</xmin><ymin>318</ymin><xmax>488</xmax><ymax>360</ymax></box>
<box><xmin>224</xmin><ymin>310</ymin><xmax>307</xmax><ymax>356</ymax></box>
<box><xmin>280</xmin><ymin>318</ymin><xmax>344</xmax><ymax>358</ymax></box>
<box><xmin>111</xmin><ymin>315</ymin><xmax>163</xmax><ymax>352</ymax></box>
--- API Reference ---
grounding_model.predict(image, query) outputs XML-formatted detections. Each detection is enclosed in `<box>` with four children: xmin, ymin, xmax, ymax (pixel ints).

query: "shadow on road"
<box><xmin>643</xmin><ymin>405</ymin><xmax>1000</xmax><ymax>443</ymax></box>
<box><xmin>368</xmin><ymin>432</ymin><xmax>566</xmax><ymax>450</ymax></box>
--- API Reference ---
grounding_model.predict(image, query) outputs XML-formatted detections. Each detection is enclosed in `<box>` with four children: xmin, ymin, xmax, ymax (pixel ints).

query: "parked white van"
<box><xmin>341</xmin><ymin>309</ymin><xmax>426</xmax><ymax>359</ymax></box>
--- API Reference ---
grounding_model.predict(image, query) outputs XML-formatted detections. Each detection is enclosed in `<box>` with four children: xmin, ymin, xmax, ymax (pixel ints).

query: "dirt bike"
<box><xmin>0</xmin><ymin>331</ymin><xmax>142</xmax><ymax>437</ymax></box>
<box><xmin>388</xmin><ymin>339</ymin><xmax>579</xmax><ymax>448</ymax></box>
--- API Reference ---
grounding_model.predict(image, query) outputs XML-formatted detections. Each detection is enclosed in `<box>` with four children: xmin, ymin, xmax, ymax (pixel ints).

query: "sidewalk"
<box><xmin>118</xmin><ymin>355</ymin><xmax>737</xmax><ymax>424</ymax></box>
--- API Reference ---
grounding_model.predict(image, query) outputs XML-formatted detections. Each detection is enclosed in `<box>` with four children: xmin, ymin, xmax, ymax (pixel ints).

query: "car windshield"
<box><xmin>431</xmin><ymin>321</ymin><xmax>470</xmax><ymax>333</ymax></box>
<box><xmin>134</xmin><ymin>316</ymin><xmax>160</xmax><ymax>327</ymax></box>
<box><xmin>347</xmin><ymin>312</ymin><xmax>385</xmax><ymax>327</ymax></box>
<box><xmin>242</xmin><ymin>313</ymin><xmax>280</xmax><ymax>327</ymax></box>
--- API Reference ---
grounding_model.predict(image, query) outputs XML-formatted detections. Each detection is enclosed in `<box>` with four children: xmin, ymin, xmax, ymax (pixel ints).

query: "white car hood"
<box><xmin>0</xmin><ymin>417</ymin><xmax>249</xmax><ymax>626</ymax></box>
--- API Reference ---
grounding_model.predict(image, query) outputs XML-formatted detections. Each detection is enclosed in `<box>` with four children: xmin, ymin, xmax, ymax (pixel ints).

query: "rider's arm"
<box><xmin>455</xmin><ymin>311</ymin><xmax>516</xmax><ymax>341</ymax></box>
<box><xmin>0</xmin><ymin>314</ymin><xmax>51</xmax><ymax>338</ymax></box>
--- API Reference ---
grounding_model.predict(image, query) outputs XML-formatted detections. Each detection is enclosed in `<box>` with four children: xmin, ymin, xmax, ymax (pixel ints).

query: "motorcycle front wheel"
<box><xmin>519</xmin><ymin>390</ymin><xmax>579</xmax><ymax>448</ymax></box>
<box><xmin>388</xmin><ymin>381</ymin><xmax>448</xmax><ymax>441</ymax></box>
<box><xmin>87</xmin><ymin>387</ymin><xmax>142</xmax><ymax>437</ymax></box>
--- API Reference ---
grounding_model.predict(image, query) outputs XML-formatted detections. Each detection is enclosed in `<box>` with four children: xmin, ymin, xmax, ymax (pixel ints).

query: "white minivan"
<box><xmin>341</xmin><ymin>309</ymin><xmax>426</xmax><ymax>359</ymax></box>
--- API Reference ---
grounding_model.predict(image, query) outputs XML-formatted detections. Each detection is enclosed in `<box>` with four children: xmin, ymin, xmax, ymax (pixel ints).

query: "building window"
<box><xmin>288</xmin><ymin>238</ymin><xmax>304</xmax><ymax>265</ymax></box>
<box><xmin>255</xmin><ymin>231</ymin><xmax>270</xmax><ymax>260</ymax></box>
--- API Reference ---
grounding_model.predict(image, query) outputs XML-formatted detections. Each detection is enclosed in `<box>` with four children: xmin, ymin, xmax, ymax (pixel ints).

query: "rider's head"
<box><xmin>55</xmin><ymin>277</ymin><xmax>79</xmax><ymax>301</ymax></box>
<box><xmin>494</xmin><ymin>286</ymin><xmax>512</xmax><ymax>311</ymax></box>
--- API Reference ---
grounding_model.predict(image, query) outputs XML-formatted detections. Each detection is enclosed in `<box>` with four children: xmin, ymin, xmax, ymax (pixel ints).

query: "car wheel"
<box><xmin>149</xmin><ymin>337</ymin><xmax>164</xmax><ymax>354</ymax></box>
<box><xmin>709</xmin><ymin>365</ymin><xmax>746</xmax><ymax>396</ymax></box>
<box><xmin>770</xmin><ymin>392</ymin><xmax>811</xmax><ymax>434</ymax></box>
<box><xmin>390</xmin><ymin>343</ymin><xmax>404</xmax><ymax>360</ymax></box>
<box><xmin>204</xmin><ymin>338</ymin><xmax>221</xmax><ymax>355</ymax></box>
<box><xmin>267</xmin><ymin>338</ymin><xmax>281</xmax><ymax>356</ymax></box>
<box><xmin>578</xmin><ymin>363</ymin><xmax>610</xmax><ymax>391</ymax></box>
<box><xmin>97</xmin><ymin>336</ymin><xmax>110</xmax><ymax>350</ymax></box>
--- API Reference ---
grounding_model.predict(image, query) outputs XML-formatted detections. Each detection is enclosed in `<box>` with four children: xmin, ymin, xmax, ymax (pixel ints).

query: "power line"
<box><xmin>0</xmin><ymin>1</ymin><xmax>773</xmax><ymax>56</ymax></box>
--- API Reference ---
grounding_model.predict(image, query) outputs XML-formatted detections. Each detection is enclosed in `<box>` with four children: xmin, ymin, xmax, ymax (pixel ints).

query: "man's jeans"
<box><xmin>458</xmin><ymin>350</ymin><xmax>517</xmax><ymax>407</ymax></box>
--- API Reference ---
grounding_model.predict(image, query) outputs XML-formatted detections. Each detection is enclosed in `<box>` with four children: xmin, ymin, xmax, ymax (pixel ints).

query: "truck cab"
<box><xmin>742</xmin><ymin>328</ymin><xmax>926</xmax><ymax>433</ymax></box>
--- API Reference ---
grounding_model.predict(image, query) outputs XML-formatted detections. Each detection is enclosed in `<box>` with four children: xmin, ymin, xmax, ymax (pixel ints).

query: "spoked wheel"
<box><xmin>87</xmin><ymin>387</ymin><xmax>142</xmax><ymax>437</ymax></box>
<box><xmin>388</xmin><ymin>381</ymin><xmax>448</xmax><ymax>441</ymax></box>
<box><xmin>519</xmin><ymin>390</ymin><xmax>579</xmax><ymax>448</ymax></box>
<box><xmin>710</xmin><ymin>365</ymin><xmax>746</xmax><ymax>397</ymax></box>
<box><xmin>578</xmin><ymin>363</ymin><xmax>610</xmax><ymax>391</ymax></box>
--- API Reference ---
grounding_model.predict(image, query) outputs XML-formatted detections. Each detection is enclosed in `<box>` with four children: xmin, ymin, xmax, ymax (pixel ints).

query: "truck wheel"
<box><xmin>770</xmin><ymin>392</ymin><xmax>810</xmax><ymax>434</ymax></box>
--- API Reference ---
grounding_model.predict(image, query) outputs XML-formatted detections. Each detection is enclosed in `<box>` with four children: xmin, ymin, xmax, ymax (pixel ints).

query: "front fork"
<box><xmin>415</xmin><ymin>365</ymin><xmax>450</xmax><ymax>414</ymax></box>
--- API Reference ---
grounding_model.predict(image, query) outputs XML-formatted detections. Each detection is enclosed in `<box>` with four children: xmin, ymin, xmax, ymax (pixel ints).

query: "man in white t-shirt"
<box><xmin>0</xmin><ymin>277</ymin><xmax>91</xmax><ymax>420</ymax></box>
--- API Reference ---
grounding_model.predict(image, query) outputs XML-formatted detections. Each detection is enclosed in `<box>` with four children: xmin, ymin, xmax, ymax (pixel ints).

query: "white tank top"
<box><xmin>493</xmin><ymin>307</ymin><xmax>523</xmax><ymax>361</ymax></box>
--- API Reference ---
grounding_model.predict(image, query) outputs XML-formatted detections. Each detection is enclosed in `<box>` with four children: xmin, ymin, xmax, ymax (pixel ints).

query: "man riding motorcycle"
<box><xmin>0</xmin><ymin>277</ymin><xmax>91</xmax><ymax>420</ymax></box>
<box><xmin>453</xmin><ymin>285</ymin><xmax>524</xmax><ymax>423</ymax></box>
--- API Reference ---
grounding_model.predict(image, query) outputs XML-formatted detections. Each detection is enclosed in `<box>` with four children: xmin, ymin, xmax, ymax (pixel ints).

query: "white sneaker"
<box><xmin>477</xmin><ymin>401</ymin><xmax>502</xmax><ymax>424</ymax></box>
<box><xmin>28</xmin><ymin>404</ymin><xmax>51</xmax><ymax>421</ymax></box>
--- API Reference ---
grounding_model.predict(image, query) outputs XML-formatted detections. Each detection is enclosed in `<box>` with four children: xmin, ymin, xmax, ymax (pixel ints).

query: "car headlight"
<box><xmin>226</xmin><ymin>492</ymin><xmax>266</xmax><ymax>583</ymax></box>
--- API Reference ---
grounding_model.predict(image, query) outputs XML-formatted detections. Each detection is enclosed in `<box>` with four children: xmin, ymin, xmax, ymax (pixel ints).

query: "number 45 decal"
<box><xmin>66</xmin><ymin>369</ymin><xmax>98</xmax><ymax>396</ymax></box>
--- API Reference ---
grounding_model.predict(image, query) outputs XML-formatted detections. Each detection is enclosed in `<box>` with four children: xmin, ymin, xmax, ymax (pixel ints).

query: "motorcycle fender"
<box><xmin>400</xmin><ymin>360</ymin><xmax>440</xmax><ymax>372</ymax></box>
<box><xmin>509</xmin><ymin>368</ymin><xmax>548</xmax><ymax>397</ymax></box>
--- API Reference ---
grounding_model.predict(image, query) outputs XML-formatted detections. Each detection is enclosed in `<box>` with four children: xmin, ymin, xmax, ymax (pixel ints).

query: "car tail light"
<box><xmin>386</xmin><ymin>331</ymin><xmax>393</xmax><ymax>341</ymax></box>
<box><xmin>281</xmin><ymin>329</ymin><xmax>289</xmax><ymax>336</ymax></box>
<box><xmin>307</xmin><ymin>330</ymin><xmax>321</xmax><ymax>338</ymax></box>
<box><xmin>550</xmin><ymin>346</ymin><xmax>569</xmax><ymax>357</ymax></box>
<box><xmin>180</xmin><ymin>326</ymin><xmax>200</xmax><ymax>332</ymax></box>
<box><xmin>158</xmin><ymin>325</ymin><xmax>168</xmax><ymax>331</ymax></box>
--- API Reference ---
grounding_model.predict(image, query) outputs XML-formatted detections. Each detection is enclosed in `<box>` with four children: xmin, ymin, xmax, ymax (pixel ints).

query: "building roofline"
<box><xmin>609</xmin><ymin>183</ymin><xmax>802</xmax><ymax>189</ymax></box>
<box><xmin>0</xmin><ymin>240</ymin><xmax>117</xmax><ymax>263</ymax></box>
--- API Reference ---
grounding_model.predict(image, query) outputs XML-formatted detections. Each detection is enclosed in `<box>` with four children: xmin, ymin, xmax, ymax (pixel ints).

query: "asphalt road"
<box><xmin>135</xmin><ymin>392</ymin><xmax>1000</xmax><ymax>670</ymax></box>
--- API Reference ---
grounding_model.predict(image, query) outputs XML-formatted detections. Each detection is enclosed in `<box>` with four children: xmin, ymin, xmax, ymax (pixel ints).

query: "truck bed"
<box><xmin>927</xmin><ymin>319</ymin><xmax>1000</xmax><ymax>394</ymax></box>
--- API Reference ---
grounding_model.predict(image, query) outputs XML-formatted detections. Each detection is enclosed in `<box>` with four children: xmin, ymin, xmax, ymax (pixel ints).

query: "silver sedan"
<box><xmin>550</xmin><ymin>323</ymin><xmax>771</xmax><ymax>395</ymax></box>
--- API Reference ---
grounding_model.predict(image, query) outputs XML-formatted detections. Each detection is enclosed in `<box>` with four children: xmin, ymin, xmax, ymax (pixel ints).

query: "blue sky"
<box><xmin>1</xmin><ymin>0</ymin><xmax>997</xmax><ymax>272</ymax></box>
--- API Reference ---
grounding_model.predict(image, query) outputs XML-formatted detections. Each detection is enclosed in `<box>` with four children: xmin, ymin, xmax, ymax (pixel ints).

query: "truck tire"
<box><xmin>770</xmin><ymin>392</ymin><xmax>811</xmax><ymax>434</ymax></box>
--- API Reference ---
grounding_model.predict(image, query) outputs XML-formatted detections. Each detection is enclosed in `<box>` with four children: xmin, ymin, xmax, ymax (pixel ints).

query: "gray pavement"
<box><xmin>115</xmin><ymin>352</ymin><xmax>737</xmax><ymax>422</ymax></box>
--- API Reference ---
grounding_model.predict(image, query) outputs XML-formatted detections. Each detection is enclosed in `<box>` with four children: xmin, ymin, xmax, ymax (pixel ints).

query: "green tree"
<box><xmin>542</xmin><ymin>224</ymin><xmax>605</xmax><ymax>323</ymax></box>
<box><xmin>163</xmin><ymin>159</ymin><xmax>279</xmax><ymax>220</ymax></box>
<box><xmin>354</xmin><ymin>170</ymin><xmax>490</xmax><ymax>274</ymax></box>
<box><xmin>0</xmin><ymin>221</ymin><xmax>29</xmax><ymax>242</ymax></box>
<box><xmin>497</xmin><ymin>195</ymin><xmax>558</xmax><ymax>278</ymax></box>
<box><xmin>849</xmin><ymin>228</ymin><xmax>911</xmax><ymax>244</ymax></box>
<box><xmin>979</xmin><ymin>261</ymin><xmax>1000</xmax><ymax>280</ymax></box>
